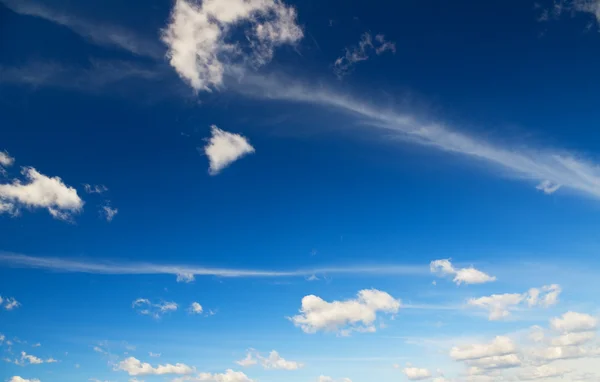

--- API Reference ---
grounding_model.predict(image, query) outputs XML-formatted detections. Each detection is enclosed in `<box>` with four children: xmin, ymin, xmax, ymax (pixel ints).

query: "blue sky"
<box><xmin>1</xmin><ymin>0</ymin><xmax>600</xmax><ymax>381</ymax></box>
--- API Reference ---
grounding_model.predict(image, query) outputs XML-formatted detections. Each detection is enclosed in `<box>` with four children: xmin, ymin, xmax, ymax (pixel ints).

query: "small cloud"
<box><xmin>132</xmin><ymin>299</ymin><xmax>178</xmax><ymax>319</ymax></box>
<box><xmin>430</xmin><ymin>259</ymin><xmax>496</xmax><ymax>285</ymax></box>
<box><xmin>203</xmin><ymin>125</ymin><xmax>255</xmax><ymax>175</ymax></box>
<box><xmin>149</xmin><ymin>352</ymin><xmax>161</xmax><ymax>358</ymax></box>
<box><xmin>176</xmin><ymin>273</ymin><xmax>195</xmax><ymax>283</ymax></box>
<box><xmin>0</xmin><ymin>151</ymin><xmax>15</xmax><ymax>177</ymax></box>
<box><xmin>236</xmin><ymin>349</ymin><xmax>303</xmax><ymax>370</ymax></box>
<box><xmin>189</xmin><ymin>302</ymin><xmax>203</xmax><ymax>315</ymax></box>
<box><xmin>1</xmin><ymin>297</ymin><xmax>21</xmax><ymax>311</ymax></box>
<box><xmin>101</xmin><ymin>203</ymin><xmax>118</xmax><ymax>222</ymax></box>
<box><xmin>306</xmin><ymin>274</ymin><xmax>319</xmax><ymax>281</ymax></box>
<box><xmin>536</xmin><ymin>180</ymin><xmax>561</xmax><ymax>194</ymax></box>
<box><xmin>83</xmin><ymin>184</ymin><xmax>108</xmax><ymax>194</ymax></box>
<box><xmin>31</xmin><ymin>343</ymin><xmax>41</xmax><ymax>348</ymax></box>
<box><xmin>333</xmin><ymin>32</ymin><xmax>396</xmax><ymax>78</ymax></box>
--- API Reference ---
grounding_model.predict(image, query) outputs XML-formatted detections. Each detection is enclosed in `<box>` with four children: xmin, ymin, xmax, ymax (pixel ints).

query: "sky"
<box><xmin>1</xmin><ymin>0</ymin><xmax>600</xmax><ymax>381</ymax></box>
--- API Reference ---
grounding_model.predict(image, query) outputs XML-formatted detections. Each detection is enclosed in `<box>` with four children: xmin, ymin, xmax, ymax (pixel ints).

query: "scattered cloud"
<box><xmin>83</xmin><ymin>184</ymin><xmax>108</xmax><ymax>194</ymax></box>
<box><xmin>1</xmin><ymin>296</ymin><xmax>21</xmax><ymax>311</ymax></box>
<box><xmin>172</xmin><ymin>369</ymin><xmax>254</xmax><ymax>382</ymax></box>
<box><xmin>161</xmin><ymin>0</ymin><xmax>303</xmax><ymax>92</ymax></box>
<box><xmin>189</xmin><ymin>302</ymin><xmax>203</xmax><ymax>315</ymax></box>
<box><xmin>9</xmin><ymin>377</ymin><xmax>41</xmax><ymax>382</ymax></box>
<box><xmin>132</xmin><ymin>299</ymin><xmax>178</xmax><ymax>319</ymax></box>
<box><xmin>402</xmin><ymin>366</ymin><xmax>432</xmax><ymax>380</ymax></box>
<box><xmin>236</xmin><ymin>349</ymin><xmax>303</xmax><ymax>370</ymax></box>
<box><xmin>430</xmin><ymin>259</ymin><xmax>496</xmax><ymax>285</ymax></box>
<box><xmin>539</xmin><ymin>0</ymin><xmax>600</xmax><ymax>27</ymax></box>
<box><xmin>0</xmin><ymin>150</ymin><xmax>15</xmax><ymax>177</ymax></box>
<box><xmin>333</xmin><ymin>32</ymin><xmax>395</xmax><ymax>78</ymax></box>
<box><xmin>467</xmin><ymin>284</ymin><xmax>561</xmax><ymax>320</ymax></box>
<box><xmin>0</xmin><ymin>167</ymin><xmax>83</xmax><ymax>221</ymax></box>
<box><xmin>116</xmin><ymin>357</ymin><xmax>194</xmax><ymax>376</ymax></box>
<box><xmin>0</xmin><ymin>0</ymin><xmax>163</xmax><ymax>58</ymax></box>
<box><xmin>289</xmin><ymin>289</ymin><xmax>400</xmax><ymax>334</ymax></box>
<box><xmin>203</xmin><ymin>125</ymin><xmax>255</xmax><ymax>175</ymax></box>
<box><xmin>101</xmin><ymin>203</ymin><xmax>118</xmax><ymax>222</ymax></box>
<box><xmin>14</xmin><ymin>351</ymin><xmax>57</xmax><ymax>366</ymax></box>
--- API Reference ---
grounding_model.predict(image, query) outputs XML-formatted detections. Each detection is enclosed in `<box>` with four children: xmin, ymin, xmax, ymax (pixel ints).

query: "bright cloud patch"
<box><xmin>117</xmin><ymin>357</ymin><xmax>194</xmax><ymax>376</ymax></box>
<box><xmin>289</xmin><ymin>289</ymin><xmax>400</xmax><ymax>335</ymax></box>
<box><xmin>132</xmin><ymin>299</ymin><xmax>178</xmax><ymax>319</ymax></box>
<box><xmin>403</xmin><ymin>366</ymin><xmax>431</xmax><ymax>380</ymax></box>
<box><xmin>9</xmin><ymin>377</ymin><xmax>41</xmax><ymax>382</ymax></box>
<box><xmin>172</xmin><ymin>369</ymin><xmax>254</xmax><ymax>382</ymax></box>
<box><xmin>162</xmin><ymin>0</ymin><xmax>303</xmax><ymax>92</ymax></box>
<box><xmin>101</xmin><ymin>204</ymin><xmax>118</xmax><ymax>222</ymax></box>
<box><xmin>430</xmin><ymin>259</ymin><xmax>496</xmax><ymax>285</ymax></box>
<box><xmin>236</xmin><ymin>349</ymin><xmax>302</xmax><ymax>370</ymax></box>
<box><xmin>203</xmin><ymin>125</ymin><xmax>255</xmax><ymax>175</ymax></box>
<box><xmin>0</xmin><ymin>150</ymin><xmax>15</xmax><ymax>177</ymax></box>
<box><xmin>189</xmin><ymin>302</ymin><xmax>203</xmax><ymax>314</ymax></box>
<box><xmin>1</xmin><ymin>296</ymin><xmax>21</xmax><ymax>311</ymax></box>
<box><xmin>467</xmin><ymin>284</ymin><xmax>561</xmax><ymax>320</ymax></box>
<box><xmin>550</xmin><ymin>311</ymin><xmax>598</xmax><ymax>333</ymax></box>
<box><xmin>0</xmin><ymin>167</ymin><xmax>83</xmax><ymax>220</ymax></box>
<box><xmin>333</xmin><ymin>32</ymin><xmax>396</xmax><ymax>78</ymax></box>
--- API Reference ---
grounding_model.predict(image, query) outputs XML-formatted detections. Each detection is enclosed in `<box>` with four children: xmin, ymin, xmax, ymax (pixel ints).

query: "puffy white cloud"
<box><xmin>101</xmin><ymin>204</ymin><xmax>118</xmax><ymax>222</ymax></box>
<box><xmin>551</xmin><ymin>331</ymin><xmax>596</xmax><ymax>347</ymax></box>
<box><xmin>116</xmin><ymin>357</ymin><xmax>194</xmax><ymax>376</ymax></box>
<box><xmin>0</xmin><ymin>167</ymin><xmax>83</xmax><ymax>220</ymax></box>
<box><xmin>189</xmin><ymin>302</ymin><xmax>203</xmax><ymax>314</ymax></box>
<box><xmin>519</xmin><ymin>364</ymin><xmax>571</xmax><ymax>380</ymax></box>
<box><xmin>450</xmin><ymin>336</ymin><xmax>517</xmax><ymax>361</ymax></box>
<box><xmin>9</xmin><ymin>377</ymin><xmax>41</xmax><ymax>382</ymax></box>
<box><xmin>550</xmin><ymin>311</ymin><xmax>598</xmax><ymax>333</ymax></box>
<box><xmin>132</xmin><ymin>299</ymin><xmax>178</xmax><ymax>319</ymax></box>
<box><xmin>467</xmin><ymin>285</ymin><xmax>561</xmax><ymax>320</ymax></box>
<box><xmin>162</xmin><ymin>0</ymin><xmax>303</xmax><ymax>92</ymax></box>
<box><xmin>430</xmin><ymin>259</ymin><xmax>496</xmax><ymax>285</ymax></box>
<box><xmin>290</xmin><ymin>289</ymin><xmax>400</xmax><ymax>334</ymax></box>
<box><xmin>0</xmin><ymin>151</ymin><xmax>14</xmax><ymax>167</ymax></box>
<box><xmin>172</xmin><ymin>369</ymin><xmax>254</xmax><ymax>382</ymax></box>
<box><xmin>333</xmin><ymin>33</ymin><xmax>396</xmax><ymax>78</ymax></box>
<box><xmin>203</xmin><ymin>126</ymin><xmax>255</xmax><ymax>175</ymax></box>
<box><xmin>403</xmin><ymin>366</ymin><xmax>431</xmax><ymax>380</ymax></box>
<box><xmin>236</xmin><ymin>349</ymin><xmax>302</xmax><ymax>370</ymax></box>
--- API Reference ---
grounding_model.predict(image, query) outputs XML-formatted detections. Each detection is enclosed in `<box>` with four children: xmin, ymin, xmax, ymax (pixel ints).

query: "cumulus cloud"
<box><xmin>289</xmin><ymin>289</ymin><xmax>400</xmax><ymax>334</ymax></box>
<box><xmin>189</xmin><ymin>302</ymin><xmax>203</xmax><ymax>314</ymax></box>
<box><xmin>518</xmin><ymin>364</ymin><xmax>571</xmax><ymax>380</ymax></box>
<box><xmin>430</xmin><ymin>259</ymin><xmax>496</xmax><ymax>285</ymax></box>
<box><xmin>116</xmin><ymin>357</ymin><xmax>194</xmax><ymax>376</ymax></box>
<box><xmin>132</xmin><ymin>299</ymin><xmax>178</xmax><ymax>319</ymax></box>
<box><xmin>9</xmin><ymin>377</ymin><xmax>41</xmax><ymax>382</ymax></box>
<box><xmin>0</xmin><ymin>167</ymin><xmax>83</xmax><ymax>221</ymax></box>
<box><xmin>203</xmin><ymin>125</ymin><xmax>255</xmax><ymax>175</ymax></box>
<box><xmin>236</xmin><ymin>349</ymin><xmax>302</xmax><ymax>370</ymax></box>
<box><xmin>550</xmin><ymin>311</ymin><xmax>598</xmax><ymax>333</ymax></box>
<box><xmin>403</xmin><ymin>366</ymin><xmax>431</xmax><ymax>380</ymax></box>
<box><xmin>450</xmin><ymin>336</ymin><xmax>517</xmax><ymax>361</ymax></box>
<box><xmin>161</xmin><ymin>0</ymin><xmax>303</xmax><ymax>92</ymax></box>
<box><xmin>467</xmin><ymin>284</ymin><xmax>561</xmax><ymax>320</ymax></box>
<box><xmin>333</xmin><ymin>32</ymin><xmax>396</xmax><ymax>78</ymax></box>
<box><xmin>171</xmin><ymin>369</ymin><xmax>254</xmax><ymax>382</ymax></box>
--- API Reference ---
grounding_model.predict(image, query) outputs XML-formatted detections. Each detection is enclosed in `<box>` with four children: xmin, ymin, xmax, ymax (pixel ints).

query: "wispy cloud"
<box><xmin>1</xmin><ymin>0</ymin><xmax>163</xmax><ymax>58</ymax></box>
<box><xmin>0</xmin><ymin>252</ymin><xmax>427</xmax><ymax>281</ymax></box>
<box><xmin>231</xmin><ymin>72</ymin><xmax>600</xmax><ymax>200</ymax></box>
<box><xmin>333</xmin><ymin>32</ymin><xmax>396</xmax><ymax>78</ymax></box>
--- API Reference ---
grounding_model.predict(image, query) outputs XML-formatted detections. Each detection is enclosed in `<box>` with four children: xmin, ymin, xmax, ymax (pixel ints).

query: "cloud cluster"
<box><xmin>430</xmin><ymin>259</ymin><xmax>496</xmax><ymax>285</ymax></box>
<box><xmin>132</xmin><ymin>299</ymin><xmax>178</xmax><ymax>319</ymax></box>
<box><xmin>0</xmin><ymin>165</ymin><xmax>83</xmax><ymax>221</ymax></box>
<box><xmin>467</xmin><ymin>284</ymin><xmax>561</xmax><ymax>320</ymax></box>
<box><xmin>162</xmin><ymin>0</ymin><xmax>303</xmax><ymax>92</ymax></box>
<box><xmin>9</xmin><ymin>377</ymin><xmax>40</xmax><ymax>382</ymax></box>
<box><xmin>333</xmin><ymin>32</ymin><xmax>396</xmax><ymax>78</ymax></box>
<box><xmin>236</xmin><ymin>349</ymin><xmax>302</xmax><ymax>370</ymax></box>
<box><xmin>7</xmin><ymin>351</ymin><xmax>58</xmax><ymax>366</ymax></box>
<box><xmin>117</xmin><ymin>357</ymin><xmax>194</xmax><ymax>376</ymax></box>
<box><xmin>290</xmin><ymin>289</ymin><xmax>400</xmax><ymax>335</ymax></box>
<box><xmin>203</xmin><ymin>125</ymin><xmax>255</xmax><ymax>175</ymax></box>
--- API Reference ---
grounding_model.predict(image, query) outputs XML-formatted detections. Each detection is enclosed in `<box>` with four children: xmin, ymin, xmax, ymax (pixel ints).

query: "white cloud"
<box><xmin>149</xmin><ymin>352</ymin><xmax>161</xmax><ymax>358</ymax></box>
<box><xmin>333</xmin><ymin>32</ymin><xmax>396</xmax><ymax>78</ymax></box>
<box><xmin>83</xmin><ymin>184</ymin><xmax>108</xmax><ymax>194</ymax></box>
<box><xmin>551</xmin><ymin>331</ymin><xmax>596</xmax><ymax>346</ymax></box>
<box><xmin>289</xmin><ymin>289</ymin><xmax>400</xmax><ymax>334</ymax></box>
<box><xmin>189</xmin><ymin>302</ymin><xmax>203</xmax><ymax>314</ymax></box>
<box><xmin>172</xmin><ymin>369</ymin><xmax>254</xmax><ymax>382</ymax></box>
<box><xmin>450</xmin><ymin>336</ymin><xmax>517</xmax><ymax>361</ymax></box>
<box><xmin>519</xmin><ymin>364</ymin><xmax>571</xmax><ymax>380</ymax></box>
<box><xmin>403</xmin><ymin>366</ymin><xmax>431</xmax><ymax>380</ymax></box>
<box><xmin>161</xmin><ymin>0</ymin><xmax>303</xmax><ymax>92</ymax></box>
<box><xmin>430</xmin><ymin>259</ymin><xmax>496</xmax><ymax>285</ymax></box>
<box><xmin>101</xmin><ymin>204</ymin><xmax>118</xmax><ymax>222</ymax></box>
<box><xmin>15</xmin><ymin>352</ymin><xmax>56</xmax><ymax>366</ymax></box>
<box><xmin>0</xmin><ymin>252</ymin><xmax>427</xmax><ymax>280</ymax></box>
<box><xmin>536</xmin><ymin>180</ymin><xmax>561</xmax><ymax>194</ymax></box>
<box><xmin>116</xmin><ymin>357</ymin><xmax>194</xmax><ymax>376</ymax></box>
<box><xmin>1</xmin><ymin>0</ymin><xmax>163</xmax><ymax>58</ymax></box>
<box><xmin>0</xmin><ymin>151</ymin><xmax>14</xmax><ymax>167</ymax></box>
<box><xmin>3</xmin><ymin>297</ymin><xmax>21</xmax><ymax>311</ymax></box>
<box><xmin>550</xmin><ymin>311</ymin><xmax>598</xmax><ymax>333</ymax></box>
<box><xmin>233</xmin><ymin>72</ymin><xmax>600</xmax><ymax>200</ymax></box>
<box><xmin>132</xmin><ymin>299</ymin><xmax>178</xmax><ymax>319</ymax></box>
<box><xmin>9</xmin><ymin>377</ymin><xmax>41</xmax><ymax>382</ymax></box>
<box><xmin>0</xmin><ymin>167</ymin><xmax>83</xmax><ymax>221</ymax></box>
<box><xmin>467</xmin><ymin>284</ymin><xmax>561</xmax><ymax>320</ymax></box>
<box><xmin>236</xmin><ymin>350</ymin><xmax>302</xmax><ymax>370</ymax></box>
<box><xmin>317</xmin><ymin>377</ymin><xmax>352</xmax><ymax>382</ymax></box>
<box><xmin>203</xmin><ymin>125</ymin><xmax>255</xmax><ymax>175</ymax></box>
